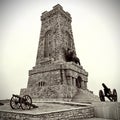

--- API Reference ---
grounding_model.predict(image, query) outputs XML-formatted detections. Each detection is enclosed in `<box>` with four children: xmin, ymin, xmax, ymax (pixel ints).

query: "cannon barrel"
<box><xmin>102</xmin><ymin>83</ymin><xmax>109</xmax><ymax>90</ymax></box>
<box><xmin>13</xmin><ymin>94</ymin><xmax>22</xmax><ymax>98</ymax></box>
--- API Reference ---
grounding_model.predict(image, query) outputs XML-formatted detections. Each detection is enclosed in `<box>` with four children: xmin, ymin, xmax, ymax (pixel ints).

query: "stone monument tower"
<box><xmin>21</xmin><ymin>4</ymin><xmax>98</xmax><ymax>101</ymax></box>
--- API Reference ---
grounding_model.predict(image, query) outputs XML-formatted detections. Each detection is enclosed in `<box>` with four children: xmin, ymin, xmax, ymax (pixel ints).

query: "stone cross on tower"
<box><xmin>20</xmin><ymin>4</ymin><xmax>89</xmax><ymax>101</ymax></box>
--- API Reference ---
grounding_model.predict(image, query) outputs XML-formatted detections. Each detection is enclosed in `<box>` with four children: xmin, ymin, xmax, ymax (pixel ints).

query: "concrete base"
<box><xmin>92</xmin><ymin>102</ymin><xmax>120</xmax><ymax>120</ymax></box>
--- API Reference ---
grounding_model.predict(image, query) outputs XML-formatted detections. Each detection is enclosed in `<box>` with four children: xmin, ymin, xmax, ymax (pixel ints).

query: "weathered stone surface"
<box><xmin>20</xmin><ymin>4</ymin><xmax>97</xmax><ymax>101</ymax></box>
<box><xmin>36</xmin><ymin>4</ymin><xmax>74</xmax><ymax>64</ymax></box>
<box><xmin>0</xmin><ymin>106</ymin><xmax>94</xmax><ymax>120</ymax></box>
<box><xmin>92</xmin><ymin>102</ymin><xmax>120</xmax><ymax>120</ymax></box>
<box><xmin>72</xmin><ymin>89</ymin><xmax>100</xmax><ymax>102</ymax></box>
<box><xmin>20</xmin><ymin>61</ymin><xmax>88</xmax><ymax>100</ymax></box>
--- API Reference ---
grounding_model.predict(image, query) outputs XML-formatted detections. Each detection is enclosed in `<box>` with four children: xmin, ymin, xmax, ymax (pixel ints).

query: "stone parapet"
<box><xmin>41</xmin><ymin>4</ymin><xmax>71</xmax><ymax>22</ymax></box>
<box><xmin>29</xmin><ymin>62</ymin><xmax>88</xmax><ymax>77</ymax></box>
<box><xmin>0</xmin><ymin>106</ymin><xmax>94</xmax><ymax>120</ymax></box>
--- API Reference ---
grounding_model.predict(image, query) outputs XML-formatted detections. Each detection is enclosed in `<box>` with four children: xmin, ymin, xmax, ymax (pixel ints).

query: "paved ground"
<box><xmin>0</xmin><ymin>101</ymin><xmax>114</xmax><ymax>120</ymax></box>
<box><xmin>0</xmin><ymin>102</ymin><xmax>85</xmax><ymax>114</ymax></box>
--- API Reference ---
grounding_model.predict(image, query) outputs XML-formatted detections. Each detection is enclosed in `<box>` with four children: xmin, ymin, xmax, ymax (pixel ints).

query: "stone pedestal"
<box><xmin>20</xmin><ymin>61</ymin><xmax>88</xmax><ymax>100</ymax></box>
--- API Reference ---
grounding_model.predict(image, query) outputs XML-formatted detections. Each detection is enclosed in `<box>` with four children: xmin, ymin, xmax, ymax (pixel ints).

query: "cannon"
<box><xmin>10</xmin><ymin>94</ymin><xmax>38</xmax><ymax>110</ymax></box>
<box><xmin>99</xmin><ymin>83</ymin><xmax>117</xmax><ymax>102</ymax></box>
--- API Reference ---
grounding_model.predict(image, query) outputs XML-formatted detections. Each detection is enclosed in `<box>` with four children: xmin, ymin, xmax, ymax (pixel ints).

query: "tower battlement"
<box><xmin>41</xmin><ymin>4</ymin><xmax>71</xmax><ymax>21</ymax></box>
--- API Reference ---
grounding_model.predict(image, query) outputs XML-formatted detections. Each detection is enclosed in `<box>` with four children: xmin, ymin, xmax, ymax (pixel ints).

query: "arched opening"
<box><xmin>44</xmin><ymin>30</ymin><xmax>52</xmax><ymax>57</ymax></box>
<box><xmin>76</xmin><ymin>76</ymin><xmax>82</xmax><ymax>88</ymax></box>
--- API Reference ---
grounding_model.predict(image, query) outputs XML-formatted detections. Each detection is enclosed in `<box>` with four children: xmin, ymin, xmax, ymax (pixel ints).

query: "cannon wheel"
<box><xmin>113</xmin><ymin>89</ymin><xmax>117</xmax><ymax>102</ymax></box>
<box><xmin>99</xmin><ymin>90</ymin><xmax>105</xmax><ymax>101</ymax></box>
<box><xmin>20</xmin><ymin>95</ymin><xmax>32</xmax><ymax>110</ymax></box>
<box><xmin>10</xmin><ymin>95</ymin><xmax>20</xmax><ymax>109</ymax></box>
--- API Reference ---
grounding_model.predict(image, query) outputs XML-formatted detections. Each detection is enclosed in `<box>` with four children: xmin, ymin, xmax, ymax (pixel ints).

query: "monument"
<box><xmin>20</xmin><ymin>4</ymin><xmax>98</xmax><ymax>102</ymax></box>
<box><xmin>0</xmin><ymin>4</ymin><xmax>119</xmax><ymax>120</ymax></box>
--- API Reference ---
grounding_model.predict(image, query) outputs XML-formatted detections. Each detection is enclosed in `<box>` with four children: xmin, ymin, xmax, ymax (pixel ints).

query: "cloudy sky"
<box><xmin>0</xmin><ymin>0</ymin><xmax>120</xmax><ymax>101</ymax></box>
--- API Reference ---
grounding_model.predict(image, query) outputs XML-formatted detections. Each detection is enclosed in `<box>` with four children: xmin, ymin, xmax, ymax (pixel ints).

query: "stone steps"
<box><xmin>72</xmin><ymin>89</ymin><xmax>100</xmax><ymax>103</ymax></box>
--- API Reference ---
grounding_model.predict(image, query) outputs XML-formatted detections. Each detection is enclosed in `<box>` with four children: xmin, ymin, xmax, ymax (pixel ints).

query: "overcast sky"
<box><xmin>0</xmin><ymin>0</ymin><xmax>120</xmax><ymax>101</ymax></box>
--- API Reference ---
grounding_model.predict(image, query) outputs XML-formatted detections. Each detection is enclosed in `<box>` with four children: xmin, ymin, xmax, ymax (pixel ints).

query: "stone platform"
<box><xmin>92</xmin><ymin>102</ymin><xmax>120</xmax><ymax>120</ymax></box>
<box><xmin>0</xmin><ymin>101</ymin><xmax>94</xmax><ymax>120</ymax></box>
<box><xmin>0</xmin><ymin>101</ymin><xmax>118</xmax><ymax>120</ymax></box>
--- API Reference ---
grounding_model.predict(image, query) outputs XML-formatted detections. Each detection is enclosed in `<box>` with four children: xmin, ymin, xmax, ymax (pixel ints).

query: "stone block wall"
<box><xmin>0</xmin><ymin>107</ymin><xmax>94</xmax><ymax>120</ymax></box>
<box><xmin>20</xmin><ymin>84</ymin><xmax>77</xmax><ymax>100</ymax></box>
<box><xmin>93</xmin><ymin>102</ymin><xmax>120</xmax><ymax>120</ymax></box>
<box><xmin>20</xmin><ymin>62</ymin><xmax>88</xmax><ymax>100</ymax></box>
